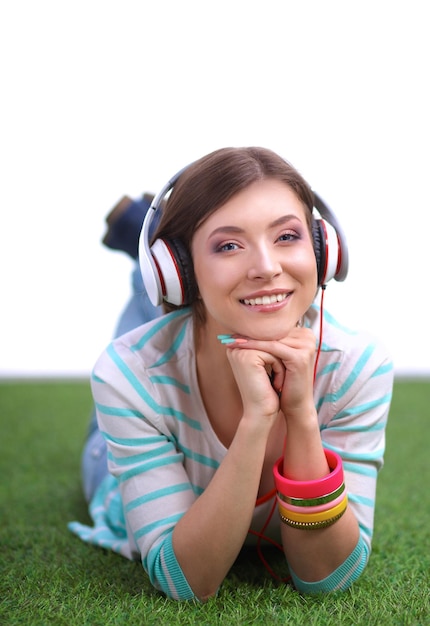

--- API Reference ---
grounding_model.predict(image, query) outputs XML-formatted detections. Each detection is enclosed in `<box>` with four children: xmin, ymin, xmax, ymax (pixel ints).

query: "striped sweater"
<box><xmin>69</xmin><ymin>304</ymin><xmax>393</xmax><ymax>599</ymax></box>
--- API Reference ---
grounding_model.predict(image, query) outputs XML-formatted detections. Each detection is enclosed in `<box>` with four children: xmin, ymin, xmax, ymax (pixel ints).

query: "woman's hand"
<box><xmin>225</xmin><ymin>345</ymin><xmax>285</xmax><ymax>425</ymax></box>
<box><xmin>223</xmin><ymin>327</ymin><xmax>317</xmax><ymax>423</ymax></box>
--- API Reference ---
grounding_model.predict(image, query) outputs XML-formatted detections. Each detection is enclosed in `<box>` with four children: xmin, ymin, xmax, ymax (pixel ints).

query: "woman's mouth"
<box><xmin>240</xmin><ymin>293</ymin><xmax>289</xmax><ymax>306</ymax></box>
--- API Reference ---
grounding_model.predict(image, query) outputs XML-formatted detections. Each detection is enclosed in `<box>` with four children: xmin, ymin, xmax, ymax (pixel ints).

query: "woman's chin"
<box><xmin>246</xmin><ymin>323</ymin><xmax>298</xmax><ymax>342</ymax></box>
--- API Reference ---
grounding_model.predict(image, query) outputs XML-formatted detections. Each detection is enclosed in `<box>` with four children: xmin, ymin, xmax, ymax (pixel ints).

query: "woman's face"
<box><xmin>191</xmin><ymin>178</ymin><xmax>318</xmax><ymax>341</ymax></box>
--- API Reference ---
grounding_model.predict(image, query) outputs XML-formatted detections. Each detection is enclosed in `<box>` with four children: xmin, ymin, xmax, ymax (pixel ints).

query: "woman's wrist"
<box><xmin>281</xmin><ymin>420</ymin><xmax>330</xmax><ymax>482</ymax></box>
<box><xmin>281</xmin><ymin>400</ymin><xmax>317</xmax><ymax>424</ymax></box>
<box><xmin>237</xmin><ymin>411</ymin><xmax>275</xmax><ymax>443</ymax></box>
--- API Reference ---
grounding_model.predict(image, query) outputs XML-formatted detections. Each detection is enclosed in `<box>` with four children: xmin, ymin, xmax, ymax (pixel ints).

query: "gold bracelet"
<box><xmin>279</xmin><ymin>508</ymin><xmax>346</xmax><ymax>530</ymax></box>
<box><xmin>277</xmin><ymin>482</ymin><xmax>345</xmax><ymax>507</ymax></box>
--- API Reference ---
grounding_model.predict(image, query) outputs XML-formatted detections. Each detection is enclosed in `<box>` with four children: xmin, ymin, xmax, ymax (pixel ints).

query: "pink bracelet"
<box><xmin>277</xmin><ymin>481</ymin><xmax>346</xmax><ymax>507</ymax></box>
<box><xmin>276</xmin><ymin>489</ymin><xmax>346</xmax><ymax>514</ymax></box>
<box><xmin>273</xmin><ymin>449</ymin><xmax>344</xmax><ymax>499</ymax></box>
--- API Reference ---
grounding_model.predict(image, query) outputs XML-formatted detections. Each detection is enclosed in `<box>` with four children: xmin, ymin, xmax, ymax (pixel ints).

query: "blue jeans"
<box><xmin>81</xmin><ymin>262</ymin><xmax>162</xmax><ymax>502</ymax></box>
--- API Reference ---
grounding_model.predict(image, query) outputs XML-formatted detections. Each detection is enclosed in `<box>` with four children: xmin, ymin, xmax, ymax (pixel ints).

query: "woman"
<box><xmin>69</xmin><ymin>147</ymin><xmax>393</xmax><ymax>601</ymax></box>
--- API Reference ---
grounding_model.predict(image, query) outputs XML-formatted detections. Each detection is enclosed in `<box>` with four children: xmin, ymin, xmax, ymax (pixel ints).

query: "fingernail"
<box><xmin>220</xmin><ymin>337</ymin><xmax>248</xmax><ymax>345</ymax></box>
<box><xmin>217</xmin><ymin>334</ymin><xmax>248</xmax><ymax>345</ymax></box>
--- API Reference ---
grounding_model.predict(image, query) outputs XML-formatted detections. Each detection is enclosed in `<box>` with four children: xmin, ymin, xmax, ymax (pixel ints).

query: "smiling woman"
<box><xmin>68</xmin><ymin>147</ymin><xmax>394</xmax><ymax>601</ymax></box>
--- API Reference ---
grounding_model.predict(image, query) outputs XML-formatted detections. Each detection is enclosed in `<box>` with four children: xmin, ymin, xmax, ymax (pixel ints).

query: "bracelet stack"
<box><xmin>273</xmin><ymin>449</ymin><xmax>348</xmax><ymax>530</ymax></box>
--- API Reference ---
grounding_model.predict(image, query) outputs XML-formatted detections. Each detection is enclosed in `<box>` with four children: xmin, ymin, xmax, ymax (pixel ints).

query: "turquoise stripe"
<box><xmin>134</xmin><ymin>512</ymin><xmax>184</xmax><ymax>540</ymax></box>
<box><xmin>142</xmin><ymin>528</ymin><xmax>172</xmax><ymax>590</ymax></box>
<box><xmin>126</xmin><ymin>482</ymin><xmax>192</xmax><ymax>512</ymax></box>
<box><xmin>348</xmin><ymin>493</ymin><xmax>374</xmax><ymax>508</ymax></box>
<box><xmin>151</xmin><ymin>320</ymin><xmax>188</xmax><ymax>368</ymax></box>
<box><xmin>118</xmin><ymin>453</ymin><xmax>184</xmax><ymax>483</ymax></box>
<box><xmin>159</xmin><ymin>533</ymin><xmax>195</xmax><ymax>600</ymax></box>
<box><xmin>130</xmin><ymin>309</ymin><xmax>189</xmax><ymax>352</ymax></box>
<box><xmin>106</xmin><ymin>343</ymin><xmax>202</xmax><ymax>431</ymax></box>
<box><xmin>107</xmin><ymin>443</ymin><xmax>173</xmax><ymax>466</ymax></box>
<box><xmin>343</xmin><ymin>461</ymin><xmax>378</xmax><ymax>477</ymax></box>
<box><xmin>149</xmin><ymin>375</ymin><xmax>190</xmax><ymax>394</ymax></box>
<box><xmin>358</xmin><ymin>522</ymin><xmax>373</xmax><ymax>539</ymax></box>
<box><xmin>91</xmin><ymin>372</ymin><xmax>105</xmax><ymax>384</ymax></box>
<box><xmin>332</xmin><ymin>448</ymin><xmax>383</xmax><ymax>463</ymax></box>
<box><xmin>177</xmin><ymin>443</ymin><xmax>220</xmax><ymax>470</ymax></box>
<box><xmin>143</xmin><ymin>530</ymin><xmax>195</xmax><ymax>600</ymax></box>
<box><xmin>316</xmin><ymin>343</ymin><xmax>375</xmax><ymax>409</ymax></box>
<box><xmin>319</xmin><ymin>341</ymin><xmax>337</xmax><ymax>352</ymax></box>
<box><xmin>101</xmin><ymin>431</ymin><xmax>166</xmax><ymax>447</ymax></box>
<box><xmin>95</xmin><ymin>402</ymin><xmax>145</xmax><ymax>419</ymax></box>
<box><xmin>316</xmin><ymin>361</ymin><xmax>341</xmax><ymax>378</ymax></box>
<box><xmin>322</xmin><ymin>308</ymin><xmax>358</xmax><ymax>335</ymax></box>
<box><xmin>323</xmin><ymin>443</ymin><xmax>383</xmax><ymax>464</ymax></box>
<box><xmin>327</xmin><ymin>421</ymin><xmax>386</xmax><ymax>433</ymax></box>
<box><xmin>371</xmin><ymin>361</ymin><xmax>393</xmax><ymax>377</ymax></box>
<box><xmin>334</xmin><ymin>393</ymin><xmax>392</xmax><ymax>420</ymax></box>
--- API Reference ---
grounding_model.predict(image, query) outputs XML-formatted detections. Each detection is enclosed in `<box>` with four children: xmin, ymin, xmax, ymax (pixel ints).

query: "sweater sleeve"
<box><xmin>90</xmin><ymin>339</ymin><xmax>200</xmax><ymax>600</ymax></box>
<box><xmin>290</xmin><ymin>535</ymin><xmax>369</xmax><ymax>593</ymax></box>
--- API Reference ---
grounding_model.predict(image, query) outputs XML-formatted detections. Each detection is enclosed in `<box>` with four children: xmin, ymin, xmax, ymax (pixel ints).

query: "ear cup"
<box><xmin>145</xmin><ymin>239</ymin><xmax>197</xmax><ymax>306</ymax></box>
<box><xmin>312</xmin><ymin>219</ymin><xmax>326</xmax><ymax>286</ymax></box>
<box><xmin>148</xmin><ymin>237</ymin><xmax>196</xmax><ymax>306</ymax></box>
<box><xmin>312</xmin><ymin>218</ymin><xmax>342</xmax><ymax>285</ymax></box>
<box><xmin>312</xmin><ymin>192</ymin><xmax>349</xmax><ymax>284</ymax></box>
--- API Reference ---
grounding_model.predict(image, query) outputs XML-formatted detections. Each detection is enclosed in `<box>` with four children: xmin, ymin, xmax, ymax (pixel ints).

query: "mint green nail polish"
<box><xmin>221</xmin><ymin>338</ymin><xmax>236</xmax><ymax>344</ymax></box>
<box><xmin>217</xmin><ymin>334</ymin><xmax>232</xmax><ymax>340</ymax></box>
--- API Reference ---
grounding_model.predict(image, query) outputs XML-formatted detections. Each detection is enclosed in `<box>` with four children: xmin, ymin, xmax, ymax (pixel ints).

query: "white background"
<box><xmin>1</xmin><ymin>1</ymin><xmax>429</xmax><ymax>378</ymax></box>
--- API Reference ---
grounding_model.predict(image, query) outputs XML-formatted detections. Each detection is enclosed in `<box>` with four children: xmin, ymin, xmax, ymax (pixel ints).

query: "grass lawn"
<box><xmin>0</xmin><ymin>378</ymin><xmax>429</xmax><ymax>625</ymax></box>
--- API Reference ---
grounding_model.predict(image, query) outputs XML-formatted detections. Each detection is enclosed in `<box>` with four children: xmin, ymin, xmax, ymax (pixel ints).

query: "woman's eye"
<box><xmin>278</xmin><ymin>231</ymin><xmax>299</xmax><ymax>243</ymax></box>
<box><xmin>216</xmin><ymin>241</ymin><xmax>239</xmax><ymax>252</ymax></box>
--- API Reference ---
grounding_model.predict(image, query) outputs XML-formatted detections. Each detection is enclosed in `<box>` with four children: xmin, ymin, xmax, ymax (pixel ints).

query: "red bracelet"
<box><xmin>273</xmin><ymin>449</ymin><xmax>344</xmax><ymax>499</ymax></box>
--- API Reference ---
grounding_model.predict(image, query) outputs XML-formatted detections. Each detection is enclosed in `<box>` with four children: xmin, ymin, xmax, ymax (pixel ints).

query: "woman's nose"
<box><xmin>246</xmin><ymin>246</ymin><xmax>282</xmax><ymax>280</ymax></box>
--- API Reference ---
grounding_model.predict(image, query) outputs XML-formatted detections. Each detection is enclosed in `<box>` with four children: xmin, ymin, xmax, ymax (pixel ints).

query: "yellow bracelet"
<box><xmin>279</xmin><ymin>508</ymin><xmax>346</xmax><ymax>530</ymax></box>
<box><xmin>278</xmin><ymin>495</ymin><xmax>348</xmax><ymax>523</ymax></box>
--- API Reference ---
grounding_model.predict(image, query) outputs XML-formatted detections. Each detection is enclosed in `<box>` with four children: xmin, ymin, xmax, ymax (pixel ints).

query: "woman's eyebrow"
<box><xmin>208</xmin><ymin>225</ymin><xmax>245</xmax><ymax>237</ymax></box>
<box><xmin>208</xmin><ymin>214</ymin><xmax>301</xmax><ymax>238</ymax></box>
<box><xmin>269</xmin><ymin>214</ymin><xmax>302</xmax><ymax>228</ymax></box>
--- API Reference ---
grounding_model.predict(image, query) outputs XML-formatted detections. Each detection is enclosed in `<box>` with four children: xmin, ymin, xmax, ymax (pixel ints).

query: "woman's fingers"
<box><xmin>220</xmin><ymin>328</ymin><xmax>317</xmax><ymax>370</ymax></box>
<box><xmin>221</xmin><ymin>328</ymin><xmax>317</xmax><ymax>418</ymax></box>
<box><xmin>225</xmin><ymin>347</ymin><xmax>285</xmax><ymax>421</ymax></box>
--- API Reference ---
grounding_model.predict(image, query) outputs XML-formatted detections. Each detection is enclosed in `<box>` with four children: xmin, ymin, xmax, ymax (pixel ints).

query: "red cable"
<box><xmin>314</xmin><ymin>284</ymin><xmax>326</xmax><ymax>384</ymax></box>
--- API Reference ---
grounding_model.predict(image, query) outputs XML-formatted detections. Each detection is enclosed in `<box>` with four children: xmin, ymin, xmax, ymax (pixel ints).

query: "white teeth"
<box><xmin>242</xmin><ymin>293</ymin><xmax>288</xmax><ymax>306</ymax></box>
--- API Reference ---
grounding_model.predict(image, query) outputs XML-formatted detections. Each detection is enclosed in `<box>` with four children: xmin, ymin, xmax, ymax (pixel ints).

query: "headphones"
<box><xmin>139</xmin><ymin>164</ymin><xmax>349</xmax><ymax>307</ymax></box>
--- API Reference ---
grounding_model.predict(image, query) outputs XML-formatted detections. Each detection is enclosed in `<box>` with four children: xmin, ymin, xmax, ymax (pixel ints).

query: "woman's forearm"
<box><xmin>172</xmin><ymin>418</ymin><xmax>270</xmax><ymax>600</ymax></box>
<box><xmin>279</xmin><ymin>415</ymin><xmax>360</xmax><ymax>582</ymax></box>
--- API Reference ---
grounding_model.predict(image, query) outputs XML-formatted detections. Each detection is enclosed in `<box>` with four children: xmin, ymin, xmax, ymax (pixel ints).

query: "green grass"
<box><xmin>0</xmin><ymin>379</ymin><xmax>429</xmax><ymax>625</ymax></box>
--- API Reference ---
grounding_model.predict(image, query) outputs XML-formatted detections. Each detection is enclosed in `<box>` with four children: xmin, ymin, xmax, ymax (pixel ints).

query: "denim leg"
<box><xmin>81</xmin><ymin>427</ymin><xmax>108</xmax><ymax>502</ymax></box>
<box><xmin>114</xmin><ymin>263</ymin><xmax>162</xmax><ymax>337</ymax></box>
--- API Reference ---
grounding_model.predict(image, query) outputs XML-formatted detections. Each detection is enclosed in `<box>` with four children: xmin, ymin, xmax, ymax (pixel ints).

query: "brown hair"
<box><xmin>152</xmin><ymin>147</ymin><xmax>315</xmax><ymax>323</ymax></box>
